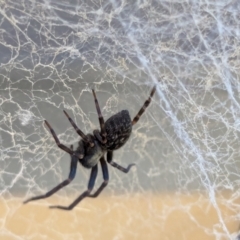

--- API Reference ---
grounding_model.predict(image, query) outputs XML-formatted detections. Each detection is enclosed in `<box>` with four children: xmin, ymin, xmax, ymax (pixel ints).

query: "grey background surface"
<box><xmin>0</xmin><ymin>0</ymin><xmax>240</xmax><ymax>201</ymax></box>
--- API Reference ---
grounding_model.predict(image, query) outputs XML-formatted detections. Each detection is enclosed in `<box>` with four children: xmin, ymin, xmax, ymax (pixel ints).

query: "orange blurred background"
<box><xmin>1</xmin><ymin>191</ymin><xmax>239</xmax><ymax>240</ymax></box>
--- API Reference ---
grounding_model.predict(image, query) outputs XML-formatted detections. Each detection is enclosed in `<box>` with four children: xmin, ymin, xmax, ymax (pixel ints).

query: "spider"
<box><xmin>23</xmin><ymin>86</ymin><xmax>156</xmax><ymax>210</ymax></box>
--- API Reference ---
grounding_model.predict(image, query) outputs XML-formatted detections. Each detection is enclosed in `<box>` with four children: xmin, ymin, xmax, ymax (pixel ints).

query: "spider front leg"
<box><xmin>63</xmin><ymin>110</ymin><xmax>94</xmax><ymax>147</ymax></box>
<box><xmin>107</xmin><ymin>151</ymin><xmax>135</xmax><ymax>173</ymax></box>
<box><xmin>50</xmin><ymin>165</ymin><xmax>98</xmax><ymax>210</ymax></box>
<box><xmin>44</xmin><ymin>120</ymin><xmax>73</xmax><ymax>155</ymax></box>
<box><xmin>23</xmin><ymin>148</ymin><xmax>78</xmax><ymax>204</ymax></box>
<box><xmin>89</xmin><ymin>156</ymin><xmax>109</xmax><ymax>198</ymax></box>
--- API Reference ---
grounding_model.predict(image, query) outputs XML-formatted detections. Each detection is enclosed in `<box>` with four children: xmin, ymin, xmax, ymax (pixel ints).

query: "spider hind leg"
<box><xmin>107</xmin><ymin>151</ymin><xmax>135</xmax><ymax>173</ymax></box>
<box><xmin>92</xmin><ymin>89</ymin><xmax>107</xmax><ymax>143</ymax></box>
<box><xmin>132</xmin><ymin>86</ymin><xmax>156</xmax><ymax>125</ymax></box>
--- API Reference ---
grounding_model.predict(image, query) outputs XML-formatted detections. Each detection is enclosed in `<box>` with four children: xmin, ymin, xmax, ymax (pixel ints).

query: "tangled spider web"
<box><xmin>0</xmin><ymin>0</ymin><xmax>240</xmax><ymax>239</ymax></box>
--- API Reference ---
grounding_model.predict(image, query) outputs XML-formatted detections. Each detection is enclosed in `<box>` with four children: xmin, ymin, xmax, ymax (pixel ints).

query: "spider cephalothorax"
<box><xmin>23</xmin><ymin>86</ymin><xmax>156</xmax><ymax>210</ymax></box>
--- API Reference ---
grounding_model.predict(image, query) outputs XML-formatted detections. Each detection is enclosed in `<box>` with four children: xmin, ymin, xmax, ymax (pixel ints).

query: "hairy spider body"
<box><xmin>23</xmin><ymin>86</ymin><xmax>156</xmax><ymax>211</ymax></box>
<box><xmin>104</xmin><ymin>110</ymin><xmax>132</xmax><ymax>151</ymax></box>
<box><xmin>81</xmin><ymin>110</ymin><xmax>132</xmax><ymax>168</ymax></box>
<box><xmin>77</xmin><ymin>135</ymin><xmax>103</xmax><ymax>169</ymax></box>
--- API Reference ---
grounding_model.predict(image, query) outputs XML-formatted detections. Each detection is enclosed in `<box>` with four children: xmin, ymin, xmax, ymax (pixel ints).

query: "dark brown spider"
<box><xmin>23</xmin><ymin>86</ymin><xmax>156</xmax><ymax>210</ymax></box>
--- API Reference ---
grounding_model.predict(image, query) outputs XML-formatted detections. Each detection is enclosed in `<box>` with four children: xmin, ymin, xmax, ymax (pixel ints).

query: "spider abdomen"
<box><xmin>104</xmin><ymin>110</ymin><xmax>132</xmax><ymax>151</ymax></box>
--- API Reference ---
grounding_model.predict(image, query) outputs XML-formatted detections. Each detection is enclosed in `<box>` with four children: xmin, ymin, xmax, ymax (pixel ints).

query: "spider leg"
<box><xmin>107</xmin><ymin>151</ymin><xmax>135</xmax><ymax>173</ymax></box>
<box><xmin>89</xmin><ymin>157</ymin><xmax>109</xmax><ymax>198</ymax></box>
<box><xmin>63</xmin><ymin>110</ymin><xmax>94</xmax><ymax>147</ymax></box>
<box><xmin>23</xmin><ymin>154</ymin><xmax>78</xmax><ymax>204</ymax></box>
<box><xmin>92</xmin><ymin>89</ymin><xmax>107</xmax><ymax>143</ymax></box>
<box><xmin>44</xmin><ymin>120</ymin><xmax>73</xmax><ymax>155</ymax></box>
<box><xmin>93</xmin><ymin>129</ymin><xmax>104</xmax><ymax>143</ymax></box>
<box><xmin>132</xmin><ymin>86</ymin><xmax>156</xmax><ymax>125</ymax></box>
<box><xmin>49</xmin><ymin>165</ymin><xmax>98</xmax><ymax>210</ymax></box>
